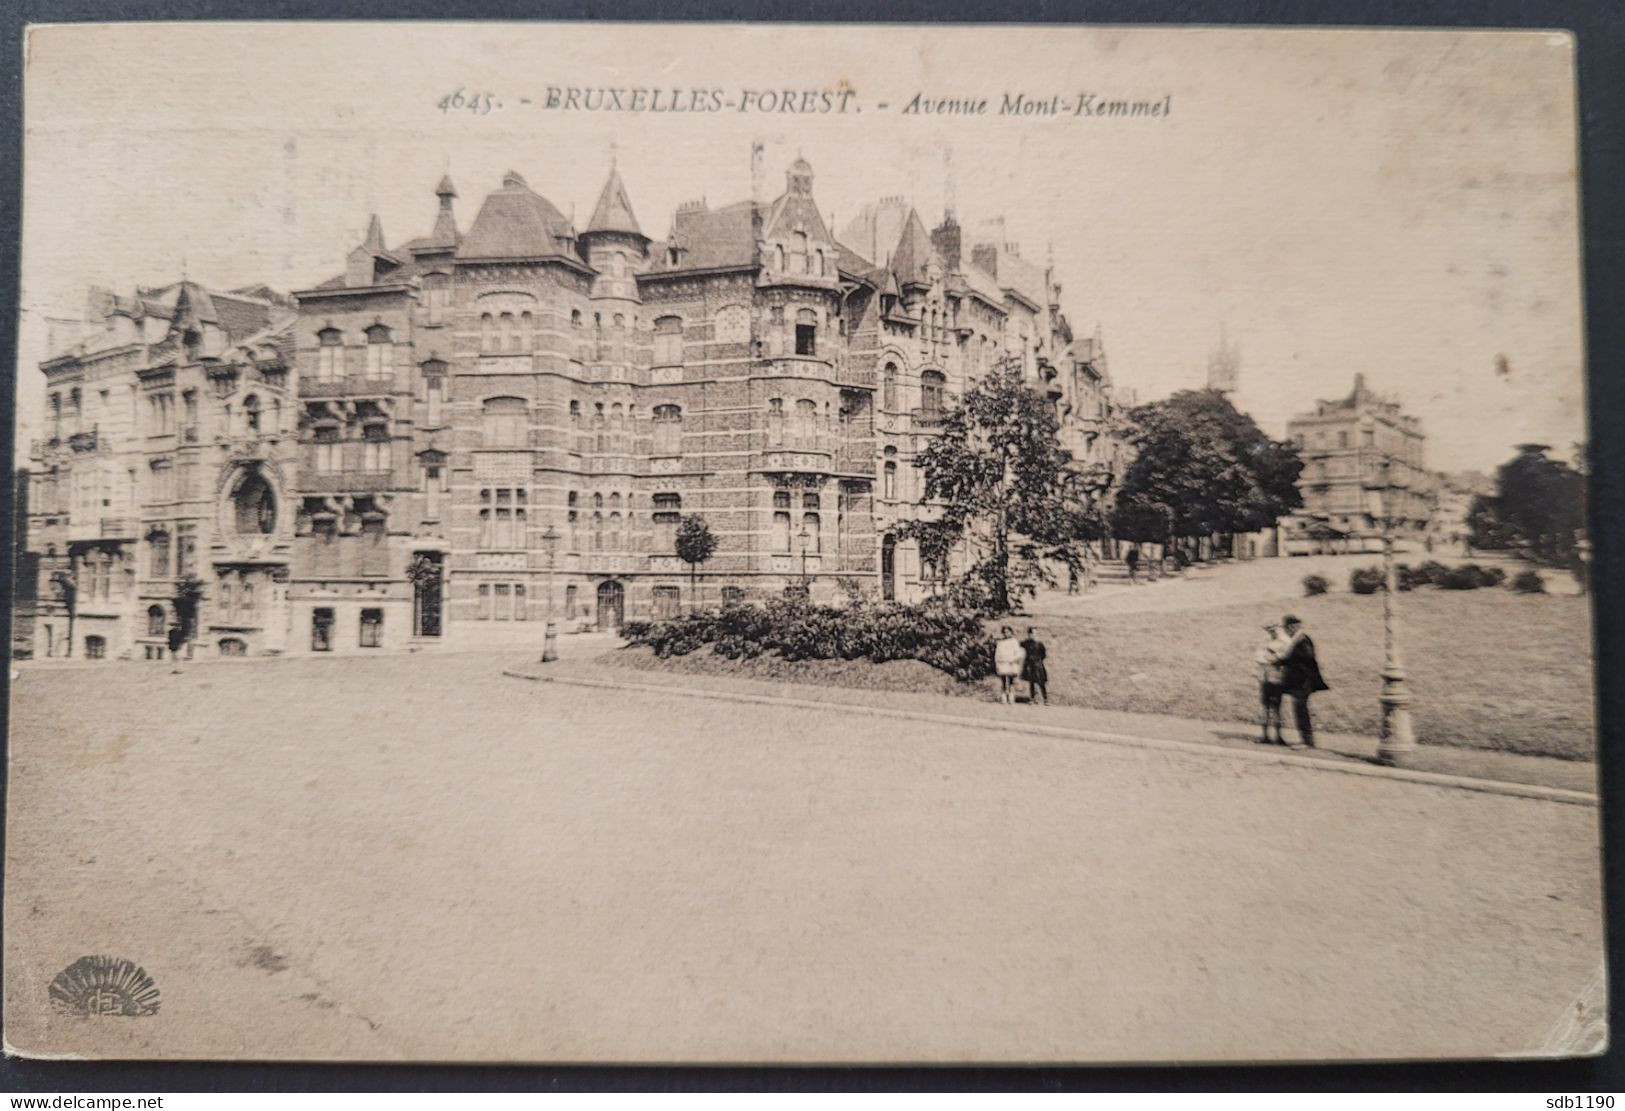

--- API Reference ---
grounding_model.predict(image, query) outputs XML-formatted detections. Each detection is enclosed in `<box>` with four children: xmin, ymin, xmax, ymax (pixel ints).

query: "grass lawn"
<box><xmin>1014</xmin><ymin>589</ymin><xmax>1596</xmax><ymax>761</ymax></box>
<box><xmin>611</xmin><ymin>586</ymin><xmax>1596</xmax><ymax>762</ymax></box>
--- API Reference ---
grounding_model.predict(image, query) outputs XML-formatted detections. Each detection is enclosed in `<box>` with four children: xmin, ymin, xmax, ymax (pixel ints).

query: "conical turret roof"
<box><xmin>586</xmin><ymin>167</ymin><xmax>643</xmax><ymax>237</ymax></box>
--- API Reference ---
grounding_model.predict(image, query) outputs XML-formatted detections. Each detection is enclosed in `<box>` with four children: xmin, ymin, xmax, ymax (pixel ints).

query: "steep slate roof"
<box><xmin>586</xmin><ymin>167</ymin><xmax>643</xmax><ymax>237</ymax></box>
<box><xmin>656</xmin><ymin>200</ymin><xmax>760</xmax><ymax>272</ymax></box>
<box><xmin>889</xmin><ymin>209</ymin><xmax>938</xmax><ymax>288</ymax></box>
<box><xmin>457</xmin><ymin>171</ymin><xmax>576</xmax><ymax>260</ymax></box>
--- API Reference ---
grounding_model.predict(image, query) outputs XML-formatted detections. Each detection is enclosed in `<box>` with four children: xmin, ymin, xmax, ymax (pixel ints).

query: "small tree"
<box><xmin>50</xmin><ymin>568</ymin><xmax>78</xmax><ymax>658</ymax></box>
<box><xmin>674</xmin><ymin>514</ymin><xmax>717</xmax><ymax>613</ymax></box>
<box><xmin>172</xmin><ymin>575</ymin><xmax>206</xmax><ymax>646</ymax></box>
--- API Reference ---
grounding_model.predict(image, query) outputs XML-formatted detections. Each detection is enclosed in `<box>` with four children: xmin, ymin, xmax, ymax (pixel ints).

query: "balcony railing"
<box><xmin>98</xmin><ymin>516</ymin><xmax>138</xmax><ymax>539</ymax></box>
<box><xmin>301</xmin><ymin>471</ymin><xmax>398</xmax><ymax>493</ymax></box>
<box><xmin>299</xmin><ymin>372</ymin><xmax>407</xmax><ymax>398</ymax></box>
<box><xmin>911</xmin><ymin>408</ymin><xmax>949</xmax><ymax>430</ymax></box>
<box><xmin>68</xmin><ymin>426</ymin><xmax>99</xmax><ymax>452</ymax></box>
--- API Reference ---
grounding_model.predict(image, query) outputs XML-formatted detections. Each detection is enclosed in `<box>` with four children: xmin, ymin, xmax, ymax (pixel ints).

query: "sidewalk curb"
<box><xmin>502</xmin><ymin>669</ymin><xmax>1599</xmax><ymax>808</ymax></box>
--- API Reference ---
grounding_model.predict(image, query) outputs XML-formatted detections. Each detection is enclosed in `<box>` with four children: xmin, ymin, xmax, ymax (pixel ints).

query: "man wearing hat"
<box><xmin>1278</xmin><ymin>614</ymin><xmax>1329</xmax><ymax>747</ymax></box>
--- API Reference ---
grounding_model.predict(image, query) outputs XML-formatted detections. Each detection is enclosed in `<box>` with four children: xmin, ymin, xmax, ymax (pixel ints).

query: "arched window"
<box><xmin>883</xmin><ymin>362</ymin><xmax>899</xmax><ymax>411</ymax></box>
<box><xmin>607</xmin><ymin>511</ymin><xmax>623</xmax><ymax>552</ymax></box>
<box><xmin>243</xmin><ymin>394</ymin><xmax>261</xmax><ymax>433</ymax></box>
<box><xmin>592</xmin><ymin>511</ymin><xmax>604</xmax><ymax>551</ymax></box>
<box><xmin>653</xmin><ymin>492</ymin><xmax>682</xmax><ymax>550</ymax></box>
<box><xmin>218</xmin><ymin>637</ymin><xmax>247</xmax><ymax>657</ymax></box>
<box><xmin>569</xmin><ymin>400</ymin><xmax>581</xmax><ymax>426</ymax></box>
<box><xmin>234</xmin><ymin>471</ymin><xmax>276</xmax><ymax>535</ymax></box>
<box><xmin>795</xmin><ymin>309</ymin><xmax>817</xmax><ymax>356</ymax></box>
<box><xmin>772</xmin><ymin>489</ymin><xmax>792</xmax><ymax>553</ymax></box>
<box><xmin>613</xmin><ymin>313</ymin><xmax>625</xmax><ymax>331</ymax></box>
<box><xmin>920</xmin><ymin>370</ymin><xmax>946</xmax><ymax>415</ymax></box>
<box><xmin>653</xmin><ymin>404</ymin><xmax>682</xmax><ymax>455</ymax></box>
<box><xmin>610</xmin><ymin>403</ymin><xmax>625</xmax><ymax>432</ymax></box>
<box><xmin>774</xmin><ymin>244</ymin><xmax>786</xmax><ymax>270</ymax></box>
<box><xmin>767</xmin><ymin>397</ymin><xmax>785</xmax><ymax>446</ymax></box>
<box><xmin>316</xmin><ymin>327</ymin><xmax>343</xmax><ymax>380</ymax></box>
<box><xmin>365</xmin><ymin>324</ymin><xmax>394</xmax><ymax>378</ymax></box>
<box><xmin>571</xmin><ymin>309</ymin><xmax>583</xmax><ymax>328</ymax></box>
<box><xmin>480</xmin><ymin>313</ymin><xmax>497</xmax><ymax>354</ymax></box>
<box><xmin>794</xmin><ymin>399</ymin><xmax>817</xmax><ymax>446</ymax></box>
<box><xmin>520</xmin><ymin>311</ymin><xmax>534</xmax><ymax>352</ymax></box>
<box><xmin>147</xmin><ymin>604</ymin><xmax>166</xmax><ymax>637</ymax></box>
<box><xmin>816</xmin><ymin>249</ymin><xmax>826</xmax><ymax>277</ymax></box>
<box><xmin>803</xmin><ymin>511</ymin><xmax>821</xmax><ymax>554</ymax></box>
<box><xmin>481</xmin><ymin>397</ymin><xmax>527</xmax><ymax>448</ymax></box>
<box><xmin>883</xmin><ymin>460</ymin><xmax>897</xmax><ymax>501</ymax></box>
<box><xmin>653</xmin><ymin>316</ymin><xmax>684</xmax><ymax>366</ymax></box>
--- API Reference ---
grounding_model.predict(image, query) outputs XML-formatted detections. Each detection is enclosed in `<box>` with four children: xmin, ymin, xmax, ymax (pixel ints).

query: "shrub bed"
<box><xmin>621</xmin><ymin>597</ymin><xmax>997</xmax><ymax>681</ymax></box>
<box><xmin>1510</xmin><ymin>570</ymin><xmax>1547</xmax><ymax>594</ymax></box>
<box><xmin>1303</xmin><ymin>574</ymin><xmax>1330</xmax><ymax>596</ymax></box>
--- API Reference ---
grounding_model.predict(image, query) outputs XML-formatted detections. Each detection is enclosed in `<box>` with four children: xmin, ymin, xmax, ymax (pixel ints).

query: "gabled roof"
<box><xmin>586</xmin><ymin>167</ymin><xmax>643</xmax><ymax>237</ymax></box>
<box><xmin>456</xmin><ymin>171</ymin><xmax>576</xmax><ymax>260</ymax></box>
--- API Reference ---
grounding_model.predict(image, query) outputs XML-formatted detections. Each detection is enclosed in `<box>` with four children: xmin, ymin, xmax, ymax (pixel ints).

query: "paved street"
<box><xmin>5</xmin><ymin>651</ymin><xmax>1605</xmax><ymax>1062</ymax></box>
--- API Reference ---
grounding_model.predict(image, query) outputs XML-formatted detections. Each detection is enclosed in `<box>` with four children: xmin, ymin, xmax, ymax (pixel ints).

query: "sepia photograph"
<box><xmin>3</xmin><ymin>21</ymin><xmax>1605</xmax><ymax>1064</ymax></box>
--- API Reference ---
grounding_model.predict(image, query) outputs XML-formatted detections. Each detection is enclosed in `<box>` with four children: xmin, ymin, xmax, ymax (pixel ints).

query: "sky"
<box><xmin>15</xmin><ymin>22</ymin><xmax>1587</xmax><ymax>473</ymax></box>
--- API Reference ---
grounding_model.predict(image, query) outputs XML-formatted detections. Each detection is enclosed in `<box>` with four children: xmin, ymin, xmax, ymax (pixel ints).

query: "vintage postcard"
<box><xmin>5</xmin><ymin>22</ymin><xmax>1602</xmax><ymax>1063</ymax></box>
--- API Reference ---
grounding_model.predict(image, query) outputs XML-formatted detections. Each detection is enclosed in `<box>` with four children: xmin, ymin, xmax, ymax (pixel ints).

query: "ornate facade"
<box><xmin>28</xmin><ymin>157</ymin><xmax>1132</xmax><ymax>659</ymax></box>
<box><xmin>28</xmin><ymin>283</ymin><xmax>298</xmax><ymax>659</ymax></box>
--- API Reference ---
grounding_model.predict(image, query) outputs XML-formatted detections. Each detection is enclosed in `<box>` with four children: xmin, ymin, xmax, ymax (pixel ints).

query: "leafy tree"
<box><xmin>50</xmin><ymin>567</ymin><xmax>77</xmax><ymax>658</ymax></box>
<box><xmin>1469</xmin><ymin>444</ymin><xmax>1588</xmax><ymax>564</ymax></box>
<box><xmin>1110</xmin><ymin>389</ymin><xmax>1303</xmax><ymax>554</ymax></box>
<box><xmin>896</xmin><ymin>363</ymin><xmax>1092</xmax><ymax>614</ymax></box>
<box><xmin>674</xmin><ymin>514</ymin><xmax>717</xmax><ymax>614</ymax></box>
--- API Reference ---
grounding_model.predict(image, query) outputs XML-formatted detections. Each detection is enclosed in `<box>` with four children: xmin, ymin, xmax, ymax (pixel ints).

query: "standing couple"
<box><xmin>1256</xmin><ymin>615</ymin><xmax>1329</xmax><ymax>747</ymax></box>
<box><xmin>994</xmin><ymin>626</ymin><xmax>1049</xmax><ymax>706</ymax></box>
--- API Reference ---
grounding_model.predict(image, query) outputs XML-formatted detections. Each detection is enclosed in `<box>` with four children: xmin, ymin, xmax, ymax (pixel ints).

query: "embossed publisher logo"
<box><xmin>49</xmin><ymin>956</ymin><xmax>161</xmax><ymax>1017</ymax></box>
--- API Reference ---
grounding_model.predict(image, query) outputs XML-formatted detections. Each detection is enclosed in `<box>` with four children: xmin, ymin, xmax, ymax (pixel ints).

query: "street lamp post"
<box><xmin>797</xmin><ymin>524</ymin><xmax>812</xmax><ymax>596</ymax></box>
<box><xmin>540</xmin><ymin>524</ymin><xmax>560</xmax><ymax>664</ymax></box>
<box><xmin>1373</xmin><ymin>457</ymin><xmax>1417</xmax><ymax>765</ymax></box>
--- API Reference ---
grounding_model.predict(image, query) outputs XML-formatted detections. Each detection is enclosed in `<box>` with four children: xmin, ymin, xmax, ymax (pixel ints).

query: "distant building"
<box><xmin>1282</xmin><ymin>373</ymin><xmax>1434</xmax><ymax>555</ymax></box>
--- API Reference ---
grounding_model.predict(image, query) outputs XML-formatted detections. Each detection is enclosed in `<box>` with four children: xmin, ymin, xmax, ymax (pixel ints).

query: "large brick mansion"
<box><xmin>26</xmin><ymin>158</ymin><xmax>1130</xmax><ymax>660</ymax></box>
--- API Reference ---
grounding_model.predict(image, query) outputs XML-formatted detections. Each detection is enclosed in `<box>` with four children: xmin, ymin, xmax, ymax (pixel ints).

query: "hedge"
<box><xmin>621</xmin><ymin>597</ymin><xmax>997</xmax><ymax>682</ymax></box>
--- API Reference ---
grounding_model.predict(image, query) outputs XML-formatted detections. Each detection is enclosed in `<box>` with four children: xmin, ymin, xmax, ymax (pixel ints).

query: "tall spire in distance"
<box><xmin>1207</xmin><ymin>324</ymin><xmax>1240</xmax><ymax>394</ymax></box>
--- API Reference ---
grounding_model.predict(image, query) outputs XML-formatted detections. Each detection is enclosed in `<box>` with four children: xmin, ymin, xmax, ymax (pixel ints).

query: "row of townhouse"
<box><xmin>26</xmin><ymin>156</ymin><xmax>1133</xmax><ymax>660</ymax></box>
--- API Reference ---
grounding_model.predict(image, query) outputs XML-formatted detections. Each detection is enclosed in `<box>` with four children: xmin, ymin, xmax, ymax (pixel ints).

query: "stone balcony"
<box><xmin>300</xmin><ymin>471</ymin><xmax>399</xmax><ymax>493</ymax></box>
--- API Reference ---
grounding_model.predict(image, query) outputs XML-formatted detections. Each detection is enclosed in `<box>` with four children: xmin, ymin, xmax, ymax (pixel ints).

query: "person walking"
<box><xmin>1255</xmin><ymin>622</ymin><xmax>1289</xmax><ymax>744</ymax></box>
<box><xmin>1020</xmin><ymin>626</ymin><xmax>1049</xmax><ymax>705</ymax></box>
<box><xmin>1277</xmin><ymin>614</ymin><xmax>1329</xmax><ymax>748</ymax></box>
<box><xmin>1124</xmin><ymin>546</ymin><xmax>1140</xmax><ymax>584</ymax></box>
<box><xmin>993</xmin><ymin>625</ymin><xmax>1025</xmax><ymax>705</ymax></box>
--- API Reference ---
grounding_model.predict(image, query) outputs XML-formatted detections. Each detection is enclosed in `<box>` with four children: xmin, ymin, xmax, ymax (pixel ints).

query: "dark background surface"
<box><xmin>0</xmin><ymin>0</ymin><xmax>1620</xmax><ymax>1093</ymax></box>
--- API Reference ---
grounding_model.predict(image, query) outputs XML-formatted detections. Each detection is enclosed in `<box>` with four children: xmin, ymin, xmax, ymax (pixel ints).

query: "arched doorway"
<box><xmin>596</xmin><ymin>580</ymin><xmax>624</xmax><ymax>631</ymax></box>
<box><xmin>881</xmin><ymin>534</ymin><xmax>896</xmax><ymax>601</ymax></box>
